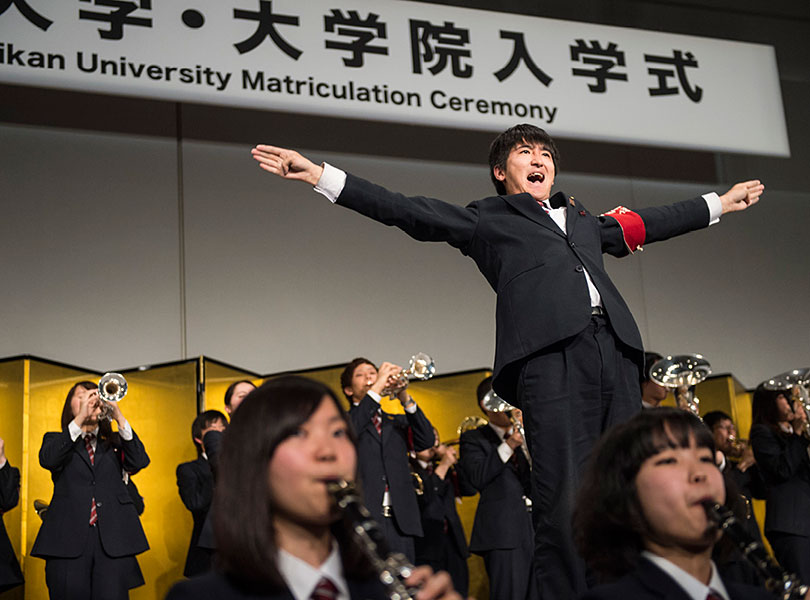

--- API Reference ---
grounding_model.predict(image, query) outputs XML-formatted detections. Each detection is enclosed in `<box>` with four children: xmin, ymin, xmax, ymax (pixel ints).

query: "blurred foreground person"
<box><xmin>166</xmin><ymin>376</ymin><xmax>464</xmax><ymax>600</ymax></box>
<box><xmin>574</xmin><ymin>408</ymin><xmax>773</xmax><ymax>600</ymax></box>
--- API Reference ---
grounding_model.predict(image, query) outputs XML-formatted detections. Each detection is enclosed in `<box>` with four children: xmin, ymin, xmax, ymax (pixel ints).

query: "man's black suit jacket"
<box><xmin>579</xmin><ymin>557</ymin><xmax>772</xmax><ymax>600</ymax></box>
<box><xmin>31</xmin><ymin>429</ymin><xmax>150</xmax><ymax>558</ymax></box>
<box><xmin>337</xmin><ymin>175</ymin><xmax>710</xmax><ymax>401</ymax></box>
<box><xmin>177</xmin><ymin>456</ymin><xmax>215</xmax><ymax>576</ymax></box>
<box><xmin>347</xmin><ymin>394</ymin><xmax>434</xmax><ymax>537</ymax></box>
<box><xmin>0</xmin><ymin>462</ymin><xmax>23</xmax><ymax>592</ymax></box>
<box><xmin>458</xmin><ymin>424</ymin><xmax>533</xmax><ymax>553</ymax></box>
<box><xmin>412</xmin><ymin>460</ymin><xmax>469</xmax><ymax>562</ymax></box>
<box><xmin>750</xmin><ymin>424</ymin><xmax>810</xmax><ymax>536</ymax></box>
<box><xmin>166</xmin><ymin>570</ymin><xmax>388</xmax><ymax>600</ymax></box>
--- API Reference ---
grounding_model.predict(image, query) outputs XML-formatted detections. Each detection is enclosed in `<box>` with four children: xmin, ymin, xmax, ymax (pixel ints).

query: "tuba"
<box><xmin>97</xmin><ymin>372</ymin><xmax>128</xmax><ymax>420</ymax></box>
<box><xmin>650</xmin><ymin>354</ymin><xmax>711</xmax><ymax>417</ymax></box>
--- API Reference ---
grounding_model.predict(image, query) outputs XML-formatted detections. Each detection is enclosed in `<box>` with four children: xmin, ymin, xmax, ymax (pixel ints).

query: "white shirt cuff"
<box><xmin>68</xmin><ymin>420</ymin><xmax>83</xmax><ymax>441</ymax></box>
<box><xmin>703</xmin><ymin>192</ymin><xmax>722</xmax><ymax>226</ymax></box>
<box><xmin>314</xmin><ymin>162</ymin><xmax>347</xmax><ymax>203</ymax></box>
<box><xmin>497</xmin><ymin>441</ymin><xmax>514</xmax><ymax>463</ymax></box>
<box><xmin>366</xmin><ymin>390</ymin><xmax>382</xmax><ymax>404</ymax></box>
<box><xmin>403</xmin><ymin>398</ymin><xmax>417</xmax><ymax>414</ymax></box>
<box><xmin>118</xmin><ymin>420</ymin><xmax>133</xmax><ymax>441</ymax></box>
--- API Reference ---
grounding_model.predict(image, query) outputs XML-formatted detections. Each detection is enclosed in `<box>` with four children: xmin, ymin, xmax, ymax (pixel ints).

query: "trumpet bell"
<box><xmin>650</xmin><ymin>354</ymin><xmax>711</xmax><ymax>388</ymax></box>
<box><xmin>457</xmin><ymin>415</ymin><xmax>488</xmax><ymax>436</ymax></box>
<box><xmin>98</xmin><ymin>372</ymin><xmax>128</xmax><ymax>403</ymax></box>
<box><xmin>481</xmin><ymin>389</ymin><xmax>516</xmax><ymax>413</ymax></box>
<box><xmin>408</xmin><ymin>352</ymin><xmax>436</xmax><ymax>381</ymax></box>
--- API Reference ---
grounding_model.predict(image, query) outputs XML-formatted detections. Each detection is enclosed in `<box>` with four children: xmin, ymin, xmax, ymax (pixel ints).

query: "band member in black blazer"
<box><xmin>340</xmin><ymin>357</ymin><xmax>436</xmax><ymax>563</ymax></box>
<box><xmin>412</xmin><ymin>429</ymin><xmax>471</xmax><ymax>596</ymax></box>
<box><xmin>252</xmin><ymin>125</ymin><xmax>762</xmax><ymax>598</ymax></box>
<box><xmin>459</xmin><ymin>377</ymin><xmax>536</xmax><ymax>600</ymax></box>
<box><xmin>166</xmin><ymin>376</ymin><xmax>462</xmax><ymax>600</ymax></box>
<box><xmin>31</xmin><ymin>381</ymin><xmax>150</xmax><ymax>600</ymax></box>
<box><xmin>574</xmin><ymin>408</ymin><xmax>774</xmax><ymax>600</ymax></box>
<box><xmin>0</xmin><ymin>435</ymin><xmax>24</xmax><ymax>593</ymax></box>
<box><xmin>749</xmin><ymin>383</ymin><xmax>810</xmax><ymax>584</ymax></box>
<box><xmin>176</xmin><ymin>410</ymin><xmax>227</xmax><ymax>577</ymax></box>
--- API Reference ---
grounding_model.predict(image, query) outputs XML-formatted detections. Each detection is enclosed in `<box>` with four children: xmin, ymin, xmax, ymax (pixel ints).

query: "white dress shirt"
<box><xmin>277</xmin><ymin>543</ymin><xmax>350</xmax><ymax>600</ymax></box>
<box><xmin>642</xmin><ymin>551</ymin><xmax>730</xmax><ymax>600</ymax></box>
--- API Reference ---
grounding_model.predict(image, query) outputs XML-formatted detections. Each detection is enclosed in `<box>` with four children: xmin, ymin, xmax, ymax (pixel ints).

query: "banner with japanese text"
<box><xmin>0</xmin><ymin>0</ymin><xmax>790</xmax><ymax>156</ymax></box>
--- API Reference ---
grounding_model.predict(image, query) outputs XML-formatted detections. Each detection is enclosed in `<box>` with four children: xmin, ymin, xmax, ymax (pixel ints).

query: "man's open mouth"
<box><xmin>528</xmin><ymin>172</ymin><xmax>545</xmax><ymax>183</ymax></box>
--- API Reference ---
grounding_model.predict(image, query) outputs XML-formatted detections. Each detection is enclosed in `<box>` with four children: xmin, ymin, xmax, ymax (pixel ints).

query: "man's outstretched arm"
<box><xmin>719</xmin><ymin>179</ymin><xmax>764</xmax><ymax>214</ymax></box>
<box><xmin>251</xmin><ymin>145</ymin><xmax>323</xmax><ymax>185</ymax></box>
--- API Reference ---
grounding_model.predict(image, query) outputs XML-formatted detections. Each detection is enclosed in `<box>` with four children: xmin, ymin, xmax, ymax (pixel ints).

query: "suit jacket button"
<box><xmin>575</xmin><ymin>265</ymin><xmax>584</xmax><ymax>273</ymax></box>
<box><xmin>96</xmin><ymin>502</ymin><xmax>102</xmax><ymax>507</ymax></box>
<box><xmin>569</xmin><ymin>241</ymin><xmax>576</xmax><ymax>248</ymax></box>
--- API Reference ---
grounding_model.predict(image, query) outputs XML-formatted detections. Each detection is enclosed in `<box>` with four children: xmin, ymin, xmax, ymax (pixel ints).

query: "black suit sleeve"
<box><xmin>458</xmin><ymin>430</ymin><xmax>508</xmax><ymax>492</ymax></box>
<box><xmin>338</xmin><ymin>174</ymin><xmax>480</xmax><ymax>252</ymax></box>
<box><xmin>39</xmin><ymin>430</ymin><xmax>81</xmax><ymax>473</ymax></box>
<box><xmin>120</xmin><ymin>430</ymin><xmax>149</xmax><ymax>475</ymax></box>
<box><xmin>0</xmin><ymin>463</ymin><xmax>20</xmax><ymax>513</ymax></box>
<box><xmin>202</xmin><ymin>430</ymin><xmax>224</xmax><ymax>476</ymax></box>
<box><xmin>598</xmin><ymin>197</ymin><xmax>710</xmax><ymax>257</ymax></box>
<box><xmin>176</xmin><ymin>462</ymin><xmax>213</xmax><ymax>512</ymax></box>
<box><xmin>751</xmin><ymin>424</ymin><xmax>810</xmax><ymax>484</ymax></box>
<box><xmin>406</xmin><ymin>405</ymin><xmax>435</xmax><ymax>452</ymax></box>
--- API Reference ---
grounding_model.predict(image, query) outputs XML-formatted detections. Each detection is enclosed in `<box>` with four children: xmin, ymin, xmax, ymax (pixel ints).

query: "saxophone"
<box><xmin>327</xmin><ymin>479</ymin><xmax>418</xmax><ymax>600</ymax></box>
<box><xmin>704</xmin><ymin>501</ymin><xmax>808</xmax><ymax>599</ymax></box>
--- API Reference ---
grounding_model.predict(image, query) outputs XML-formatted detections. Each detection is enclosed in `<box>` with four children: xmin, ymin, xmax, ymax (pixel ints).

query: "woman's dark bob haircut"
<box><xmin>573</xmin><ymin>407</ymin><xmax>716</xmax><ymax>581</ymax></box>
<box><xmin>487</xmin><ymin>123</ymin><xmax>560</xmax><ymax>195</ymax></box>
<box><xmin>751</xmin><ymin>383</ymin><xmax>791</xmax><ymax>432</ymax></box>
<box><xmin>61</xmin><ymin>381</ymin><xmax>113</xmax><ymax>438</ymax></box>
<box><xmin>213</xmin><ymin>375</ymin><xmax>369</xmax><ymax>589</ymax></box>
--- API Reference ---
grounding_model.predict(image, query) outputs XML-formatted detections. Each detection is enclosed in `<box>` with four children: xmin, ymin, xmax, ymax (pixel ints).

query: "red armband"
<box><xmin>601</xmin><ymin>206</ymin><xmax>646</xmax><ymax>253</ymax></box>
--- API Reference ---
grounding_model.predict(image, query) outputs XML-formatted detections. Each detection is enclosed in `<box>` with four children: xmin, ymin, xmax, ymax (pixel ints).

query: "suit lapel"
<box><xmin>565</xmin><ymin>193</ymin><xmax>579</xmax><ymax>238</ymax></box>
<box><xmin>635</xmin><ymin>558</ymin><xmax>694</xmax><ymax>600</ymax></box>
<box><xmin>75</xmin><ymin>435</ymin><xmax>93</xmax><ymax>470</ymax></box>
<box><xmin>503</xmin><ymin>193</ymin><xmax>567</xmax><ymax>238</ymax></box>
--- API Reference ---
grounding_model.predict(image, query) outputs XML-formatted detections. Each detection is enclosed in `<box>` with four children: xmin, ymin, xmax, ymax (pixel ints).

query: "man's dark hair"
<box><xmin>61</xmin><ymin>380</ymin><xmax>112</xmax><ymax>439</ymax></box>
<box><xmin>191</xmin><ymin>410</ymin><xmax>227</xmax><ymax>456</ymax></box>
<box><xmin>476</xmin><ymin>375</ymin><xmax>493</xmax><ymax>415</ymax></box>
<box><xmin>643</xmin><ymin>352</ymin><xmax>663</xmax><ymax>383</ymax></box>
<box><xmin>224</xmin><ymin>380</ymin><xmax>256</xmax><ymax>408</ymax></box>
<box><xmin>703</xmin><ymin>410</ymin><xmax>732</xmax><ymax>431</ymax></box>
<box><xmin>573</xmin><ymin>407</ymin><xmax>717</xmax><ymax>581</ymax></box>
<box><xmin>339</xmin><ymin>357</ymin><xmax>376</xmax><ymax>400</ymax></box>
<box><xmin>751</xmin><ymin>383</ymin><xmax>790</xmax><ymax>434</ymax></box>
<box><xmin>488</xmin><ymin>124</ymin><xmax>560</xmax><ymax>195</ymax></box>
<box><xmin>213</xmin><ymin>375</ymin><xmax>371</xmax><ymax>589</ymax></box>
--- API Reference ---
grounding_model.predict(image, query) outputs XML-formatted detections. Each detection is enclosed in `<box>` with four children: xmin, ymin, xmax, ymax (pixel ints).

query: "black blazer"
<box><xmin>31</xmin><ymin>428</ymin><xmax>150</xmax><ymax>558</ymax></box>
<box><xmin>411</xmin><ymin>460</ymin><xmax>469</xmax><ymax>562</ymax></box>
<box><xmin>177</xmin><ymin>456</ymin><xmax>214</xmax><ymax>576</ymax></box>
<box><xmin>348</xmin><ymin>394</ymin><xmax>435</xmax><ymax>537</ymax></box>
<box><xmin>0</xmin><ymin>462</ymin><xmax>23</xmax><ymax>593</ymax></box>
<box><xmin>750</xmin><ymin>424</ymin><xmax>810</xmax><ymax>536</ymax></box>
<box><xmin>165</xmin><ymin>570</ymin><xmax>387</xmax><ymax>600</ymax></box>
<box><xmin>580</xmin><ymin>557</ymin><xmax>772</xmax><ymax>600</ymax></box>
<box><xmin>337</xmin><ymin>175</ymin><xmax>710</xmax><ymax>401</ymax></box>
<box><xmin>458</xmin><ymin>424</ymin><xmax>533</xmax><ymax>553</ymax></box>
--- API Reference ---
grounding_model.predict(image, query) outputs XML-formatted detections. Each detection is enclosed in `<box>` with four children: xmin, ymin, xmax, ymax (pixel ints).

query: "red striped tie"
<box><xmin>371</xmin><ymin>410</ymin><xmax>382</xmax><ymax>435</ymax></box>
<box><xmin>311</xmin><ymin>576</ymin><xmax>338</xmax><ymax>600</ymax></box>
<box><xmin>85</xmin><ymin>433</ymin><xmax>98</xmax><ymax>526</ymax></box>
<box><xmin>706</xmin><ymin>592</ymin><xmax>723</xmax><ymax>600</ymax></box>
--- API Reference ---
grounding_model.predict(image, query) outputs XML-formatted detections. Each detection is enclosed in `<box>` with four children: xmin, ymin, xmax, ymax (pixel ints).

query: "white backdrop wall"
<box><xmin>1</xmin><ymin>121</ymin><xmax>807</xmax><ymax>388</ymax></box>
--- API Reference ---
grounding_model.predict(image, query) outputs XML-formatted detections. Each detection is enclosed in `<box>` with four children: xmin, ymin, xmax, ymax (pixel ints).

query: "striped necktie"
<box><xmin>84</xmin><ymin>433</ymin><xmax>98</xmax><ymax>526</ymax></box>
<box><xmin>310</xmin><ymin>576</ymin><xmax>338</xmax><ymax>600</ymax></box>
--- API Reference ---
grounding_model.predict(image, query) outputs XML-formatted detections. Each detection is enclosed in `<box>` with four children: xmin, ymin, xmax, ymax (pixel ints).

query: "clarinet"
<box><xmin>704</xmin><ymin>501</ymin><xmax>808</xmax><ymax>599</ymax></box>
<box><xmin>327</xmin><ymin>479</ymin><xmax>418</xmax><ymax>600</ymax></box>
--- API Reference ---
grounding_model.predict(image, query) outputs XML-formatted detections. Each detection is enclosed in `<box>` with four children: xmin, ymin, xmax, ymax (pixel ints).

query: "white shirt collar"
<box><xmin>488</xmin><ymin>421</ymin><xmax>510</xmax><ymax>440</ymax></box>
<box><xmin>277</xmin><ymin>542</ymin><xmax>349</xmax><ymax>600</ymax></box>
<box><xmin>642</xmin><ymin>551</ymin><xmax>729</xmax><ymax>600</ymax></box>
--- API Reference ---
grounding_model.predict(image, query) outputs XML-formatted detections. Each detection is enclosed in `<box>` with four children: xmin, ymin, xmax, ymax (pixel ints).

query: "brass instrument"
<box><xmin>445</xmin><ymin>415</ymin><xmax>489</xmax><ymax>446</ymax></box>
<box><xmin>705</xmin><ymin>501</ymin><xmax>808</xmax><ymax>599</ymax></box>
<box><xmin>763</xmin><ymin>368</ymin><xmax>810</xmax><ymax>438</ymax></box>
<box><xmin>381</xmin><ymin>353</ymin><xmax>436</xmax><ymax>397</ymax></box>
<box><xmin>650</xmin><ymin>354</ymin><xmax>711</xmax><ymax>417</ymax></box>
<box><xmin>328</xmin><ymin>479</ymin><xmax>418</xmax><ymax>600</ymax></box>
<box><xmin>97</xmin><ymin>372</ymin><xmax>128</xmax><ymax>420</ymax></box>
<box><xmin>481</xmin><ymin>390</ymin><xmax>531</xmax><ymax>467</ymax></box>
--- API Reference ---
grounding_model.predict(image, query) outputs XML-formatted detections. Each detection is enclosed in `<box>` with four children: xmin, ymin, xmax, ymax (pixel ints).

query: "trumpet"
<box><xmin>650</xmin><ymin>354</ymin><xmax>711</xmax><ymax>417</ymax></box>
<box><xmin>97</xmin><ymin>372</ymin><xmax>128</xmax><ymax>420</ymax></box>
<box><xmin>445</xmin><ymin>415</ymin><xmax>489</xmax><ymax>446</ymax></box>
<box><xmin>481</xmin><ymin>390</ymin><xmax>531</xmax><ymax>467</ymax></box>
<box><xmin>381</xmin><ymin>353</ymin><xmax>436</xmax><ymax>397</ymax></box>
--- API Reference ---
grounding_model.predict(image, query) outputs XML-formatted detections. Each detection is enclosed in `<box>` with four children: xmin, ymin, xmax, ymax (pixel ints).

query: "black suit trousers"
<box><xmin>517</xmin><ymin>314</ymin><xmax>641</xmax><ymax>599</ymax></box>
